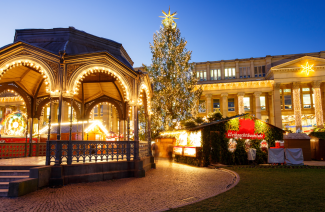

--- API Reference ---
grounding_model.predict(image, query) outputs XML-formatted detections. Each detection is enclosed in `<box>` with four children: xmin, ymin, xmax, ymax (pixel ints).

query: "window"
<box><xmin>196</xmin><ymin>70</ymin><xmax>207</xmax><ymax>81</ymax></box>
<box><xmin>284</xmin><ymin>95</ymin><xmax>292</xmax><ymax>109</ymax></box>
<box><xmin>100</xmin><ymin>105</ymin><xmax>103</xmax><ymax>117</ymax></box>
<box><xmin>228</xmin><ymin>98</ymin><xmax>235</xmax><ymax>111</ymax></box>
<box><xmin>199</xmin><ymin>100</ymin><xmax>206</xmax><ymax>113</ymax></box>
<box><xmin>283</xmin><ymin>89</ymin><xmax>291</xmax><ymax>93</ymax></box>
<box><xmin>94</xmin><ymin>106</ymin><xmax>98</xmax><ymax>117</ymax></box>
<box><xmin>302</xmin><ymin>88</ymin><xmax>310</xmax><ymax>92</ymax></box>
<box><xmin>312</xmin><ymin>93</ymin><xmax>315</xmax><ymax>108</ymax></box>
<box><xmin>68</xmin><ymin>106</ymin><xmax>71</xmax><ymax>119</ymax></box>
<box><xmin>280</xmin><ymin>95</ymin><xmax>283</xmax><ymax>110</ymax></box>
<box><xmin>243</xmin><ymin>97</ymin><xmax>250</xmax><ymax>111</ymax></box>
<box><xmin>213</xmin><ymin>99</ymin><xmax>220</xmax><ymax>111</ymax></box>
<box><xmin>225</xmin><ymin>68</ymin><xmax>235</xmax><ymax>79</ymax></box>
<box><xmin>210</xmin><ymin>69</ymin><xmax>221</xmax><ymax>80</ymax></box>
<box><xmin>260</xmin><ymin>96</ymin><xmax>266</xmax><ymax>110</ymax></box>
<box><xmin>303</xmin><ymin>94</ymin><xmax>311</xmax><ymax>108</ymax></box>
<box><xmin>254</xmin><ymin>66</ymin><xmax>266</xmax><ymax>77</ymax></box>
<box><xmin>239</xmin><ymin>67</ymin><xmax>250</xmax><ymax>78</ymax></box>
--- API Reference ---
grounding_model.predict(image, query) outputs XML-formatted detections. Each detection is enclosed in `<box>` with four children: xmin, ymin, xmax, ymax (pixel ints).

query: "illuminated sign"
<box><xmin>301</xmin><ymin>61</ymin><xmax>314</xmax><ymax>76</ymax></box>
<box><xmin>184</xmin><ymin>147</ymin><xmax>196</xmax><ymax>157</ymax></box>
<box><xmin>226</xmin><ymin>119</ymin><xmax>265</xmax><ymax>139</ymax></box>
<box><xmin>173</xmin><ymin>146</ymin><xmax>183</xmax><ymax>155</ymax></box>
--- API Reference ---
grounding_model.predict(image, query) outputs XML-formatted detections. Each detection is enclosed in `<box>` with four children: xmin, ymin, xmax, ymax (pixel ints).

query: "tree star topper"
<box><xmin>301</xmin><ymin>61</ymin><xmax>314</xmax><ymax>76</ymax></box>
<box><xmin>159</xmin><ymin>7</ymin><xmax>178</xmax><ymax>28</ymax></box>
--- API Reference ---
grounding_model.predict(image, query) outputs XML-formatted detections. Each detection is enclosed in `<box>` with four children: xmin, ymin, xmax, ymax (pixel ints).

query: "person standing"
<box><xmin>152</xmin><ymin>142</ymin><xmax>159</xmax><ymax>164</ymax></box>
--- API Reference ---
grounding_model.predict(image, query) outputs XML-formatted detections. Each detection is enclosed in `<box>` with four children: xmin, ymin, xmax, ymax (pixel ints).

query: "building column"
<box><xmin>206</xmin><ymin>94</ymin><xmax>212</xmax><ymax>113</ymax></box>
<box><xmin>273</xmin><ymin>83</ymin><xmax>282</xmax><ymax>128</ymax></box>
<box><xmin>237</xmin><ymin>92</ymin><xmax>245</xmax><ymax>114</ymax></box>
<box><xmin>221</xmin><ymin>61</ymin><xmax>225</xmax><ymax>80</ymax></box>
<box><xmin>250</xmin><ymin>59</ymin><xmax>254</xmax><ymax>78</ymax></box>
<box><xmin>268</xmin><ymin>91</ymin><xmax>275</xmax><ymax>125</ymax></box>
<box><xmin>312</xmin><ymin>81</ymin><xmax>324</xmax><ymax>128</ymax></box>
<box><xmin>235</xmin><ymin>60</ymin><xmax>240</xmax><ymax>79</ymax></box>
<box><xmin>221</xmin><ymin>93</ymin><xmax>228</xmax><ymax>118</ymax></box>
<box><xmin>206</xmin><ymin>63</ymin><xmax>210</xmax><ymax>80</ymax></box>
<box><xmin>254</xmin><ymin>92</ymin><xmax>262</xmax><ymax>119</ymax></box>
<box><xmin>293</xmin><ymin>82</ymin><xmax>302</xmax><ymax>131</ymax></box>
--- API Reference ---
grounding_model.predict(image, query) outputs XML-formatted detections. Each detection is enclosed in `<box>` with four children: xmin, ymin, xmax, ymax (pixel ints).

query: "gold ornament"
<box><xmin>301</xmin><ymin>61</ymin><xmax>314</xmax><ymax>76</ymax></box>
<box><xmin>159</xmin><ymin>7</ymin><xmax>178</xmax><ymax>28</ymax></box>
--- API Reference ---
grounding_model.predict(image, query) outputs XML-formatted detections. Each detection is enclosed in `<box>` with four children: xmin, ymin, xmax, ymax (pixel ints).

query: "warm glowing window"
<box><xmin>46</xmin><ymin>107</ymin><xmax>50</xmax><ymax>119</ymax></box>
<box><xmin>302</xmin><ymin>88</ymin><xmax>310</xmax><ymax>92</ymax></box>
<box><xmin>94</xmin><ymin>106</ymin><xmax>98</xmax><ymax>117</ymax></box>
<box><xmin>225</xmin><ymin>68</ymin><xmax>235</xmax><ymax>79</ymax></box>
<box><xmin>100</xmin><ymin>105</ymin><xmax>103</xmax><ymax>117</ymax></box>
<box><xmin>197</xmin><ymin>70</ymin><xmax>207</xmax><ymax>81</ymax></box>
<box><xmin>213</xmin><ymin>99</ymin><xmax>220</xmax><ymax>111</ymax></box>
<box><xmin>210</xmin><ymin>69</ymin><xmax>221</xmax><ymax>80</ymax></box>
<box><xmin>228</xmin><ymin>98</ymin><xmax>235</xmax><ymax>111</ymax></box>
<box><xmin>284</xmin><ymin>95</ymin><xmax>292</xmax><ymax>109</ymax></box>
<box><xmin>239</xmin><ymin>67</ymin><xmax>250</xmax><ymax>78</ymax></box>
<box><xmin>199</xmin><ymin>100</ymin><xmax>206</xmax><ymax>113</ymax></box>
<box><xmin>243</xmin><ymin>97</ymin><xmax>250</xmax><ymax>111</ymax></box>
<box><xmin>254</xmin><ymin>66</ymin><xmax>266</xmax><ymax>77</ymax></box>
<box><xmin>303</xmin><ymin>94</ymin><xmax>311</xmax><ymax>108</ymax></box>
<box><xmin>260</xmin><ymin>96</ymin><xmax>266</xmax><ymax>110</ymax></box>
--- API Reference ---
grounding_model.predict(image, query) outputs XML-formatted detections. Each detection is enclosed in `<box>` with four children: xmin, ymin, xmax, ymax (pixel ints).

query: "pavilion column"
<box><xmin>235</xmin><ymin>60</ymin><xmax>240</xmax><ymax>79</ymax></box>
<box><xmin>133</xmin><ymin>105</ymin><xmax>138</xmax><ymax>141</ymax></box>
<box><xmin>51</xmin><ymin>103</ymin><xmax>57</xmax><ymax>123</ymax></box>
<box><xmin>268</xmin><ymin>91</ymin><xmax>275</xmax><ymax>125</ymax></box>
<box><xmin>221</xmin><ymin>93</ymin><xmax>228</xmax><ymax>118</ymax></box>
<box><xmin>102</xmin><ymin>104</ymin><xmax>109</xmax><ymax>130</ymax></box>
<box><xmin>237</xmin><ymin>92</ymin><xmax>245</xmax><ymax>114</ymax></box>
<box><xmin>147</xmin><ymin>114</ymin><xmax>152</xmax><ymax>156</ymax></box>
<box><xmin>293</xmin><ymin>82</ymin><xmax>302</xmax><ymax>131</ymax></box>
<box><xmin>29</xmin><ymin>118</ymin><xmax>33</xmax><ymax>156</ymax></box>
<box><xmin>254</xmin><ymin>92</ymin><xmax>262</xmax><ymax>119</ymax></box>
<box><xmin>250</xmin><ymin>59</ymin><xmax>254</xmax><ymax>78</ymax></box>
<box><xmin>112</xmin><ymin>107</ymin><xmax>117</xmax><ymax>133</ymax></box>
<box><xmin>62</xmin><ymin>102</ymin><xmax>69</xmax><ymax>122</ymax></box>
<box><xmin>119</xmin><ymin>119</ymin><xmax>125</xmax><ymax>141</ymax></box>
<box><xmin>312</xmin><ymin>81</ymin><xmax>324</xmax><ymax>128</ymax></box>
<box><xmin>221</xmin><ymin>61</ymin><xmax>225</xmax><ymax>80</ymax></box>
<box><xmin>206</xmin><ymin>94</ymin><xmax>212</xmax><ymax>113</ymax></box>
<box><xmin>273</xmin><ymin>83</ymin><xmax>282</xmax><ymax>128</ymax></box>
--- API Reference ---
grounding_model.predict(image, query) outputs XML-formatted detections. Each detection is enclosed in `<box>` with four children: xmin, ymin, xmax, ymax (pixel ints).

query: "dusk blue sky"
<box><xmin>1</xmin><ymin>0</ymin><xmax>325</xmax><ymax>67</ymax></box>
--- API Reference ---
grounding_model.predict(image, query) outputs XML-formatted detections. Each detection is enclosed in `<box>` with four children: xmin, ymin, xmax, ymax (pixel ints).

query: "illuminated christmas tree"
<box><xmin>143</xmin><ymin>8</ymin><xmax>202</xmax><ymax>134</ymax></box>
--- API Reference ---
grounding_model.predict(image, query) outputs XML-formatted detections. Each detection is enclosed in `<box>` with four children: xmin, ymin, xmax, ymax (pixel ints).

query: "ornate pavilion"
<box><xmin>0</xmin><ymin>27</ymin><xmax>152</xmax><ymax>144</ymax></box>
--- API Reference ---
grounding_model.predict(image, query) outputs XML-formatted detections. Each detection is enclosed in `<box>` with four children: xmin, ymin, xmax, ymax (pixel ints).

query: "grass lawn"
<box><xmin>170</xmin><ymin>167</ymin><xmax>325</xmax><ymax>211</ymax></box>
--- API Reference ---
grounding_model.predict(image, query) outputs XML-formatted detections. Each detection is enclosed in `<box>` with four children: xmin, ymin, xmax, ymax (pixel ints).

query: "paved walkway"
<box><xmin>0</xmin><ymin>160</ymin><xmax>237</xmax><ymax>212</ymax></box>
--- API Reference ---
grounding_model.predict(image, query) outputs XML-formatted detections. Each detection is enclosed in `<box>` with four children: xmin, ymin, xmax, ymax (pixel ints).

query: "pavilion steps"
<box><xmin>0</xmin><ymin>170</ymin><xmax>30</xmax><ymax>197</ymax></box>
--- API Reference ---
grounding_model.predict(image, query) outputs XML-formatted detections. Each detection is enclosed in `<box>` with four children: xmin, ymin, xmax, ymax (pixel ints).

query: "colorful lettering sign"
<box><xmin>226</xmin><ymin>119</ymin><xmax>265</xmax><ymax>139</ymax></box>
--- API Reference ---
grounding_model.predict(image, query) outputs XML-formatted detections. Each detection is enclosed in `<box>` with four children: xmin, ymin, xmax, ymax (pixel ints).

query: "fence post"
<box><xmin>127</xmin><ymin>141</ymin><xmax>131</xmax><ymax>161</ymax></box>
<box><xmin>55</xmin><ymin>141</ymin><xmax>62</xmax><ymax>166</ymax></box>
<box><xmin>135</xmin><ymin>141</ymin><xmax>139</xmax><ymax>160</ymax></box>
<box><xmin>67</xmin><ymin>141</ymin><xmax>72</xmax><ymax>165</ymax></box>
<box><xmin>45</xmin><ymin>140</ymin><xmax>50</xmax><ymax>165</ymax></box>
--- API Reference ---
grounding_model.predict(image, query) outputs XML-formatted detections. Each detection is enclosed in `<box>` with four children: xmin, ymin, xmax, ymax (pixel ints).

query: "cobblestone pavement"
<box><xmin>0</xmin><ymin>160</ymin><xmax>236</xmax><ymax>212</ymax></box>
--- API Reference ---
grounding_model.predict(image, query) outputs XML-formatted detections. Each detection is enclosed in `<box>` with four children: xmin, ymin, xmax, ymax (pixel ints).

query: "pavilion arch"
<box><xmin>67</xmin><ymin>63</ymin><xmax>132</xmax><ymax>102</ymax></box>
<box><xmin>137</xmin><ymin>82</ymin><xmax>151</xmax><ymax>114</ymax></box>
<box><xmin>0</xmin><ymin>83</ymin><xmax>32</xmax><ymax>117</ymax></box>
<box><xmin>84</xmin><ymin>97</ymin><xmax>124</xmax><ymax>121</ymax></box>
<box><xmin>35</xmin><ymin>97</ymin><xmax>81</xmax><ymax>119</ymax></box>
<box><xmin>0</xmin><ymin>55</ymin><xmax>56</xmax><ymax>92</ymax></box>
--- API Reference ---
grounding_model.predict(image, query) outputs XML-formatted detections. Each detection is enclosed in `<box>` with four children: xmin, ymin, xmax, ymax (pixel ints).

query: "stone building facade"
<box><xmin>195</xmin><ymin>51</ymin><xmax>325</xmax><ymax>132</ymax></box>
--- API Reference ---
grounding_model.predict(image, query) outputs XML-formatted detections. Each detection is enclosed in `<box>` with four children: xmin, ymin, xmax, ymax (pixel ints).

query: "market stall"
<box><xmin>161</xmin><ymin>115</ymin><xmax>284</xmax><ymax>166</ymax></box>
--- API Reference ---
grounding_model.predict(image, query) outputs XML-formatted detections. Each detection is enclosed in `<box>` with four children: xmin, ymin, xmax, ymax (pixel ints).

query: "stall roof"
<box><xmin>283</xmin><ymin>133</ymin><xmax>310</xmax><ymax>140</ymax></box>
<box><xmin>188</xmin><ymin>114</ymin><xmax>284</xmax><ymax>131</ymax></box>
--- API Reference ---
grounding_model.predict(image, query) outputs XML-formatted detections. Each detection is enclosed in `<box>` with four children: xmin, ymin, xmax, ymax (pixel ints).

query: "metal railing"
<box><xmin>46</xmin><ymin>140</ymin><xmax>143</xmax><ymax>165</ymax></box>
<box><xmin>0</xmin><ymin>143</ymin><xmax>47</xmax><ymax>158</ymax></box>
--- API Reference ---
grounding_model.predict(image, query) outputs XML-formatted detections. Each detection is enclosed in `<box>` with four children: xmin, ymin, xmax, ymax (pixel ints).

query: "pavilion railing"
<box><xmin>46</xmin><ymin>140</ymin><xmax>140</xmax><ymax>165</ymax></box>
<box><xmin>0</xmin><ymin>143</ymin><xmax>47</xmax><ymax>158</ymax></box>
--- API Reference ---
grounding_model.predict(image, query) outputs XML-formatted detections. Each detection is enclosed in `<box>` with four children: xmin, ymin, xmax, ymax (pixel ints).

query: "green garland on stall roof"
<box><xmin>309</xmin><ymin>132</ymin><xmax>325</xmax><ymax>140</ymax></box>
<box><xmin>225</xmin><ymin>118</ymin><xmax>240</xmax><ymax>131</ymax></box>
